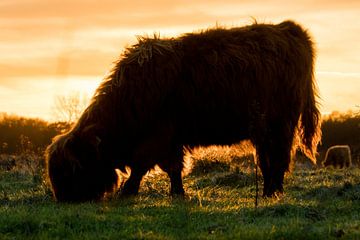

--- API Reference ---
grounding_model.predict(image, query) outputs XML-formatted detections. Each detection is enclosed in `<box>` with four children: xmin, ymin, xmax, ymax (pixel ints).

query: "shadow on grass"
<box><xmin>302</xmin><ymin>181</ymin><xmax>360</xmax><ymax>202</ymax></box>
<box><xmin>0</xmin><ymin>198</ymin><xmax>324</xmax><ymax>239</ymax></box>
<box><xmin>2</xmin><ymin>196</ymin><xmax>353</xmax><ymax>239</ymax></box>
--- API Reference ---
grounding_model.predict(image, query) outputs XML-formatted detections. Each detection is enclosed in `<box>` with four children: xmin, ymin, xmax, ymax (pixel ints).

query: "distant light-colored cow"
<box><xmin>323</xmin><ymin>145</ymin><xmax>352</xmax><ymax>168</ymax></box>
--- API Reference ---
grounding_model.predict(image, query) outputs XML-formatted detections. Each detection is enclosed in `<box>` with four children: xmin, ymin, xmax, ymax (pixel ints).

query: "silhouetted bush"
<box><xmin>0</xmin><ymin>113</ymin><xmax>70</xmax><ymax>154</ymax></box>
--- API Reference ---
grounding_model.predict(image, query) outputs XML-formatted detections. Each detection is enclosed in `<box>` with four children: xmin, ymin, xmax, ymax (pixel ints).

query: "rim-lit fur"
<box><xmin>46</xmin><ymin>20</ymin><xmax>321</xmax><ymax>201</ymax></box>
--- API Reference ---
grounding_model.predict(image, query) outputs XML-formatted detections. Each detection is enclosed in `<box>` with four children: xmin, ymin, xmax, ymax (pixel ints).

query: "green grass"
<box><xmin>1</xmin><ymin>150</ymin><xmax>360</xmax><ymax>239</ymax></box>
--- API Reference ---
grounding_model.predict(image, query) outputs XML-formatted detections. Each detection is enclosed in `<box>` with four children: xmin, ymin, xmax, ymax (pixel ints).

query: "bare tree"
<box><xmin>53</xmin><ymin>92</ymin><xmax>89</xmax><ymax>124</ymax></box>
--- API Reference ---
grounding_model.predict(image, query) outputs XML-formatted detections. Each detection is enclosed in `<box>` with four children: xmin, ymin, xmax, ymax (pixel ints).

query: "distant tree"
<box><xmin>53</xmin><ymin>92</ymin><xmax>89</xmax><ymax>124</ymax></box>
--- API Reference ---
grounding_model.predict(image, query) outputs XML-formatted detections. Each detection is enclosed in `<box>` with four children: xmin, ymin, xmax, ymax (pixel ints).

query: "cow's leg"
<box><xmin>165</xmin><ymin>166</ymin><xmax>185</xmax><ymax>196</ymax></box>
<box><xmin>258</xmin><ymin>147</ymin><xmax>289</xmax><ymax>197</ymax></box>
<box><xmin>122</xmin><ymin>166</ymin><xmax>149</xmax><ymax>196</ymax></box>
<box><xmin>257</xmin><ymin>122</ymin><xmax>294</xmax><ymax>197</ymax></box>
<box><xmin>158</xmin><ymin>146</ymin><xmax>185</xmax><ymax>196</ymax></box>
<box><xmin>266</xmin><ymin>144</ymin><xmax>289</xmax><ymax>197</ymax></box>
<box><xmin>256</xmin><ymin>147</ymin><xmax>271</xmax><ymax>197</ymax></box>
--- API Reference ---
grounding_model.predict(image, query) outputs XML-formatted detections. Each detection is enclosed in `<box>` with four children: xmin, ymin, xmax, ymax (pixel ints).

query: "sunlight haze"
<box><xmin>0</xmin><ymin>0</ymin><xmax>359</xmax><ymax>120</ymax></box>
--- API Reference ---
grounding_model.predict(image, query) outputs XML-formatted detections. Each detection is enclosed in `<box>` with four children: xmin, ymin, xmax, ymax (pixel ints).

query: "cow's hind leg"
<box><xmin>257</xmin><ymin>122</ymin><xmax>294</xmax><ymax>197</ymax></box>
<box><xmin>158</xmin><ymin>146</ymin><xmax>185</xmax><ymax>196</ymax></box>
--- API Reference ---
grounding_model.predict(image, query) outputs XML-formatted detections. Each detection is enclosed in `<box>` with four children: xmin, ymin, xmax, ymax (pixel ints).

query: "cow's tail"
<box><xmin>299</xmin><ymin>68</ymin><xmax>321</xmax><ymax>163</ymax></box>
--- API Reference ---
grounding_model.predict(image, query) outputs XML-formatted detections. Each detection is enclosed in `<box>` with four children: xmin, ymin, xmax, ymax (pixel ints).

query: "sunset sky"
<box><xmin>0</xmin><ymin>0</ymin><xmax>359</xmax><ymax>121</ymax></box>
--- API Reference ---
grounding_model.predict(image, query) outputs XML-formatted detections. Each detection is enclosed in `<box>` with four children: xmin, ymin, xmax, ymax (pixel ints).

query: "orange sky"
<box><xmin>1</xmin><ymin>0</ymin><xmax>360</xmax><ymax>120</ymax></box>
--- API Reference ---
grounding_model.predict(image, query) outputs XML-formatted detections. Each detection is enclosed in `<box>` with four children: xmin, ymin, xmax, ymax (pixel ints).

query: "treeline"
<box><xmin>0</xmin><ymin>113</ymin><xmax>70</xmax><ymax>154</ymax></box>
<box><xmin>0</xmin><ymin>111</ymin><xmax>359</xmax><ymax>160</ymax></box>
<box><xmin>320</xmin><ymin>111</ymin><xmax>360</xmax><ymax>149</ymax></box>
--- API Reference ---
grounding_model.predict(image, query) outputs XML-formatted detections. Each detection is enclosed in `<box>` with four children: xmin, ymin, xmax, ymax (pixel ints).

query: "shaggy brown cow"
<box><xmin>46</xmin><ymin>20</ymin><xmax>321</xmax><ymax>202</ymax></box>
<box><xmin>323</xmin><ymin>145</ymin><xmax>352</xmax><ymax>168</ymax></box>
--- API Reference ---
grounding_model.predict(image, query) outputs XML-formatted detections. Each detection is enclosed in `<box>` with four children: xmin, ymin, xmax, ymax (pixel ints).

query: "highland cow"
<box><xmin>323</xmin><ymin>145</ymin><xmax>352</xmax><ymax>168</ymax></box>
<box><xmin>46</xmin><ymin>20</ymin><xmax>321</xmax><ymax>202</ymax></box>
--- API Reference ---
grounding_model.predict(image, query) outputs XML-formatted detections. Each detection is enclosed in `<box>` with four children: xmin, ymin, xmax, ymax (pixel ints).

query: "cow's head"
<box><xmin>45</xmin><ymin>128</ymin><xmax>118</xmax><ymax>202</ymax></box>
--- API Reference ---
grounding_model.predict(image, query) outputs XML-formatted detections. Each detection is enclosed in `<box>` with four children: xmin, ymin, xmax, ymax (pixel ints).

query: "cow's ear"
<box><xmin>80</xmin><ymin>124</ymin><xmax>101</xmax><ymax>148</ymax></box>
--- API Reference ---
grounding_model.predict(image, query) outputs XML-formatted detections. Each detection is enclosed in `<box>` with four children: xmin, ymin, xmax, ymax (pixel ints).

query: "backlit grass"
<box><xmin>0</xmin><ymin>148</ymin><xmax>359</xmax><ymax>239</ymax></box>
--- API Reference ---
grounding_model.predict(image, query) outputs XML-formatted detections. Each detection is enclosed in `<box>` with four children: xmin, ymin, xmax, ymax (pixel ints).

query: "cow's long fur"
<box><xmin>46</xmin><ymin>20</ymin><xmax>321</xmax><ymax>202</ymax></box>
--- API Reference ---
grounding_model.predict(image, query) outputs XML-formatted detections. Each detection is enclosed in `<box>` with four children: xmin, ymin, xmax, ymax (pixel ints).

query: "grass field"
<box><xmin>0</xmin><ymin>147</ymin><xmax>359</xmax><ymax>240</ymax></box>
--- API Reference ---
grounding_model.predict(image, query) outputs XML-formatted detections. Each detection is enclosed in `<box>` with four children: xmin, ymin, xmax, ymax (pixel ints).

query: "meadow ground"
<box><xmin>0</xmin><ymin>146</ymin><xmax>359</xmax><ymax>240</ymax></box>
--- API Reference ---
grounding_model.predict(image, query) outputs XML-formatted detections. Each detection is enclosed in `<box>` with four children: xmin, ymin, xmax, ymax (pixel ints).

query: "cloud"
<box><xmin>2</xmin><ymin>0</ymin><xmax>358</xmax><ymax>20</ymax></box>
<box><xmin>2</xmin><ymin>0</ymin><xmax>359</xmax><ymax>43</ymax></box>
<box><xmin>0</xmin><ymin>48</ymin><xmax>115</xmax><ymax>81</ymax></box>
